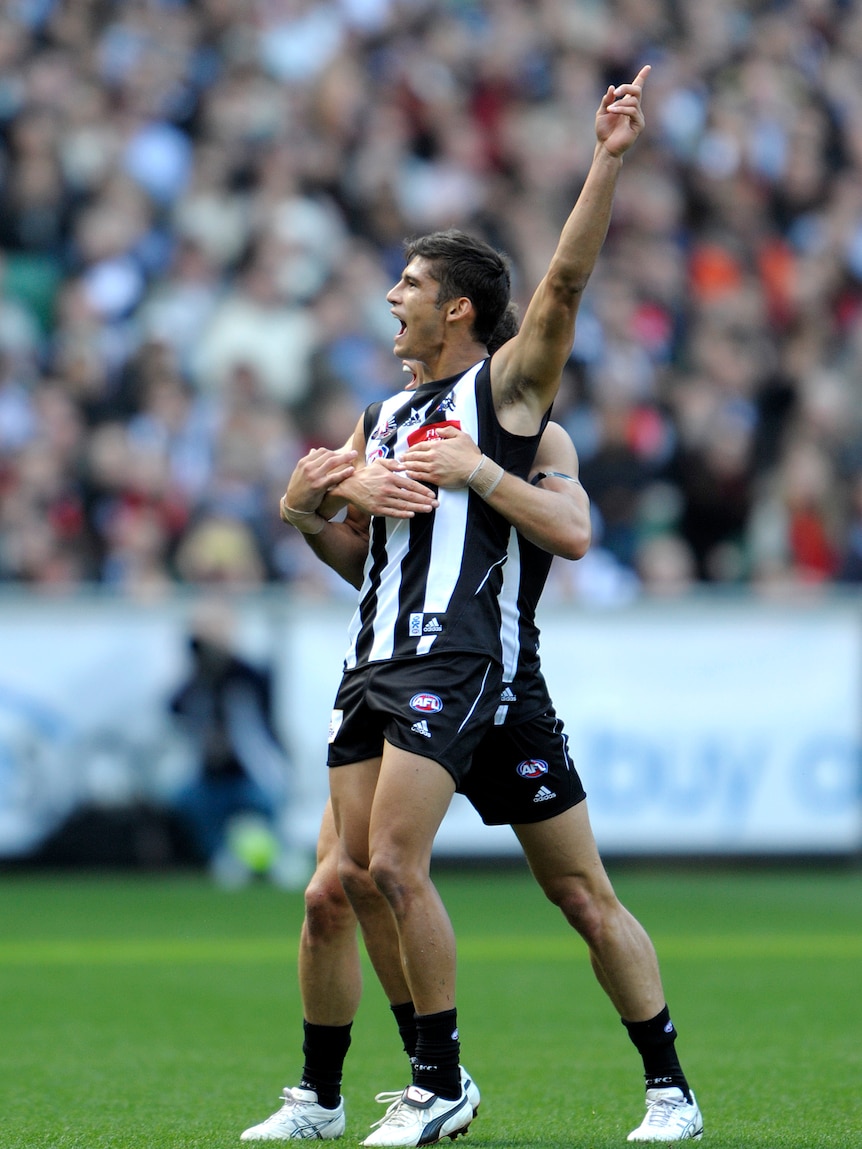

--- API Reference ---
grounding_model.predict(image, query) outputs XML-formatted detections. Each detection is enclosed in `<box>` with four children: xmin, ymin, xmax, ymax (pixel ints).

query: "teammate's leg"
<box><xmin>515</xmin><ymin>804</ymin><xmax>702</xmax><ymax>1141</ymax></box>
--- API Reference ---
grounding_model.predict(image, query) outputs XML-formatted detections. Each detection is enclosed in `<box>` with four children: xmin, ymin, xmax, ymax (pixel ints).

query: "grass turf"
<box><xmin>0</xmin><ymin>863</ymin><xmax>859</xmax><ymax>1148</ymax></box>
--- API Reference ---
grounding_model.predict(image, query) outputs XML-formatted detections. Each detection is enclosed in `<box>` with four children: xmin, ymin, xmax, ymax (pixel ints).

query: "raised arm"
<box><xmin>491</xmin><ymin>65</ymin><xmax>650</xmax><ymax>431</ymax></box>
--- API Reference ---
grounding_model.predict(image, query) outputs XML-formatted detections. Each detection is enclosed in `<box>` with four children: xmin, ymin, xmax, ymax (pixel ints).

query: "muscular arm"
<box><xmin>281</xmin><ymin>420</ymin><xmax>590</xmax><ymax>587</ymax></box>
<box><xmin>301</xmin><ymin>506</ymin><xmax>371</xmax><ymax>590</ymax></box>
<box><xmin>401</xmin><ymin>421</ymin><xmax>590</xmax><ymax>559</ymax></box>
<box><xmin>491</xmin><ymin>65</ymin><xmax>650</xmax><ymax>431</ymax></box>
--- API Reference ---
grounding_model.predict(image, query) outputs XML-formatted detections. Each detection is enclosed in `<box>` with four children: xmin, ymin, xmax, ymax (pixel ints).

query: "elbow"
<box><xmin>557</xmin><ymin>523</ymin><xmax>592</xmax><ymax>562</ymax></box>
<box><xmin>546</xmin><ymin>264</ymin><xmax>589</xmax><ymax>303</ymax></box>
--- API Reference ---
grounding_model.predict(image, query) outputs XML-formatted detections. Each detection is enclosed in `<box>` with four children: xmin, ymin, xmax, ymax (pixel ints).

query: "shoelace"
<box><xmin>368</xmin><ymin>1092</ymin><xmax>419</xmax><ymax>1130</ymax></box>
<box><xmin>278</xmin><ymin>1088</ymin><xmax>305</xmax><ymax>1109</ymax></box>
<box><xmin>643</xmin><ymin>1097</ymin><xmax>685</xmax><ymax>1128</ymax></box>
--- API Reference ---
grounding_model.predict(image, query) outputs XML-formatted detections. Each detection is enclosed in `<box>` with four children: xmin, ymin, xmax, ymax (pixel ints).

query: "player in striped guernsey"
<box><xmin>277</xmin><ymin>66</ymin><xmax>652</xmax><ymax>1148</ymax></box>
<box><xmin>250</xmin><ymin>402</ymin><xmax>700</xmax><ymax>1146</ymax></box>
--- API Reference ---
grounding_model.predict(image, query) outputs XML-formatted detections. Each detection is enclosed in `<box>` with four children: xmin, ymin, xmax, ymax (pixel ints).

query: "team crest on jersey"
<box><xmin>371</xmin><ymin>417</ymin><xmax>397</xmax><ymax>441</ymax></box>
<box><xmin>517</xmin><ymin>759</ymin><xmax>548</xmax><ymax>779</ymax></box>
<box><xmin>410</xmin><ymin>692</ymin><xmax>443</xmax><ymax>714</ymax></box>
<box><xmin>437</xmin><ymin>394</ymin><xmax>457</xmax><ymax>413</ymax></box>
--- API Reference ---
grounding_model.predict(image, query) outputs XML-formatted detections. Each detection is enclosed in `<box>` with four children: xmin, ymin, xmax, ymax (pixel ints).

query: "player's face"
<box><xmin>386</xmin><ymin>257</ymin><xmax>446</xmax><ymax>362</ymax></box>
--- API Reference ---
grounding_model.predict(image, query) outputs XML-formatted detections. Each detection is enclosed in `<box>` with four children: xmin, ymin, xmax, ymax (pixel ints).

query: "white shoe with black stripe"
<box><xmin>363</xmin><ymin>1085</ymin><xmax>472</xmax><ymax>1147</ymax></box>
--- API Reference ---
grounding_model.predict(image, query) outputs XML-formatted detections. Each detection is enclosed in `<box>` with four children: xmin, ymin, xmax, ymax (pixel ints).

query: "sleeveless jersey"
<box><xmin>494</xmin><ymin>530</ymin><xmax>554</xmax><ymax>725</ymax></box>
<box><xmin>343</xmin><ymin>358</ymin><xmax>545</xmax><ymax>671</ymax></box>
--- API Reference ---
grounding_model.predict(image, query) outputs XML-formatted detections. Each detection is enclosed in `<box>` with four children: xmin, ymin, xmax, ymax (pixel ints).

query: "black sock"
<box><xmin>299</xmin><ymin>1021</ymin><xmax>352</xmax><ymax>1108</ymax></box>
<box><xmin>391</xmin><ymin>1000</ymin><xmax>418</xmax><ymax>1063</ymax></box>
<box><xmin>412</xmin><ymin>1009</ymin><xmax>461</xmax><ymax>1100</ymax></box>
<box><xmin>622</xmin><ymin>1005</ymin><xmax>691</xmax><ymax>1102</ymax></box>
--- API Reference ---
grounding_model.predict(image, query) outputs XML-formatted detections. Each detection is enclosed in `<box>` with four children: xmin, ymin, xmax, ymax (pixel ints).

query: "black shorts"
<box><xmin>460</xmin><ymin>707</ymin><xmax>587</xmax><ymax>825</ymax></box>
<box><xmin>327</xmin><ymin>654</ymin><xmax>503</xmax><ymax>787</ymax></box>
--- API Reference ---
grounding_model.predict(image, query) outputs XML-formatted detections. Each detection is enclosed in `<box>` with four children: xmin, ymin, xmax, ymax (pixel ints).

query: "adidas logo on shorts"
<box><xmin>422</xmin><ymin>617</ymin><xmax>443</xmax><ymax>633</ymax></box>
<box><xmin>500</xmin><ymin>687</ymin><xmax>517</xmax><ymax>702</ymax></box>
<box><xmin>533</xmin><ymin>785</ymin><xmax>555</xmax><ymax>803</ymax></box>
<box><xmin>411</xmin><ymin>720</ymin><xmax>432</xmax><ymax>738</ymax></box>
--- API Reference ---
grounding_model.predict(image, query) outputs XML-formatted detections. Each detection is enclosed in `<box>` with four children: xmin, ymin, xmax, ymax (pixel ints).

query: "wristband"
<box><xmin>466</xmin><ymin>455</ymin><xmax>504</xmax><ymax>499</ymax></box>
<box><xmin>279</xmin><ymin>495</ymin><xmax>327</xmax><ymax>535</ymax></box>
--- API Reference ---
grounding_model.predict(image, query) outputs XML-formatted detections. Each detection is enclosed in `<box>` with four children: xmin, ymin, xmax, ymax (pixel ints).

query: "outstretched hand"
<box><xmin>596</xmin><ymin>64</ymin><xmax>650</xmax><ymax>158</ymax></box>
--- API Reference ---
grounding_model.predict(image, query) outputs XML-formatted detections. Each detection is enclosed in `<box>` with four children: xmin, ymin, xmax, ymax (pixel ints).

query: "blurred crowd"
<box><xmin>1</xmin><ymin>0</ymin><xmax>862</xmax><ymax>601</ymax></box>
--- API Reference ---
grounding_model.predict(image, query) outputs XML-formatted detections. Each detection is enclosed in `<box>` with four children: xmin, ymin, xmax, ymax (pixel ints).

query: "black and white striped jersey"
<box><xmin>493</xmin><ymin>530</ymin><xmax>554</xmax><ymax>726</ymax></box>
<box><xmin>343</xmin><ymin>358</ymin><xmax>546</xmax><ymax>672</ymax></box>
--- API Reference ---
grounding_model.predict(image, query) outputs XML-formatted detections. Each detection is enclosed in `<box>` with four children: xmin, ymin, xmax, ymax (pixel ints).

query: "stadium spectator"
<box><xmin>167</xmin><ymin>598</ymin><xmax>291</xmax><ymax>884</ymax></box>
<box><xmin>0</xmin><ymin>1</ymin><xmax>861</xmax><ymax>599</ymax></box>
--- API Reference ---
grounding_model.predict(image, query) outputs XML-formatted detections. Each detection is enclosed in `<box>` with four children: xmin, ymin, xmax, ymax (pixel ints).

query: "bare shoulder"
<box><xmin>534</xmin><ymin>421</ymin><xmax>579</xmax><ymax>476</ymax></box>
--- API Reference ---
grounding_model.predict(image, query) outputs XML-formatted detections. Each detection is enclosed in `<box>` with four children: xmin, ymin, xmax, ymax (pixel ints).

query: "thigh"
<box><xmin>329</xmin><ymin>757</ymin><xmax>381</xmax><ymax>869</ymax></box>
<box><xmin>369</xmin><ymin>743</ymin><xmax>456</xmax><ymax>869</ymax></box>
<box><xmin>514</xmin><ymin>801</ymin><xmax>615</xmax><ymax>900</ymax></box>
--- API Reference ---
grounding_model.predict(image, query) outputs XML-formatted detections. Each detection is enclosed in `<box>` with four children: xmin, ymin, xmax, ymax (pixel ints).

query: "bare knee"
<box><xmin>338</xmin><ymin>853</ymin><xmax>389</xmax><ymax>918</ymax></box>
<box><xmin>546</xmin><ymin>875</ymin><xmax>618</xmax><ymax>948</ymax></box>
<box><xmin>367</xmin><ymin>849</ymin><xmax>423</xmax><ymax>915</ymax></box>
<box><xmin>304</xmin><ymin>868</ymin><xmax>354</xmax><ymax>946</ymax></box>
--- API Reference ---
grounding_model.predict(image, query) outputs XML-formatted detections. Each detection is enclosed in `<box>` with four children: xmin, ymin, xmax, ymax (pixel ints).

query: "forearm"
<box><xmin>487</xmin><ymin>477</ymin><xmax>589</xmax><ymax>559</ymax></box>
<box><xmin>545</xmin><ymin>145</ymin><xmax>623</xmax><ymax>296</ymax></box>
<box><xmin>298</xmin><ymin>519</ymin><xmax>368</xmax><ymax>589</ymax></box>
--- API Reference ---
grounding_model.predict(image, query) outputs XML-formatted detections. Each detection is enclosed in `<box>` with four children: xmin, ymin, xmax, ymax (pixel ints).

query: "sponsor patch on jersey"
<box><xmin>409</xmin><ymin>612</ymin><xmax>446</xmax><ymax>637</ymax></box>
<box><xmin>328</xmin><ymin>709</ymin><xmax>344</xmax><ymax>744</ymax></box>
<box><xmin>406</xmin><ymin>419</ymin><xmax>462</xmax><ymax>447</ymax></box>
<box><xmin>410</xmin><ymin>692</ymin><xmax>443</xmax><ymax>714</ymax></box>
<box><xmin>517</xmin><ymin>758</ymin><xmax>549</xmax><ymax>779</ymax></box>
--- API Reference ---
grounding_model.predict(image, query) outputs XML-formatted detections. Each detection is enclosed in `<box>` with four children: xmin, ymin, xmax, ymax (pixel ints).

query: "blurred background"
<box><xmin>0</xmin><ymin>0</ymin><xmax>860</xmax><ymax>879</ymax></box>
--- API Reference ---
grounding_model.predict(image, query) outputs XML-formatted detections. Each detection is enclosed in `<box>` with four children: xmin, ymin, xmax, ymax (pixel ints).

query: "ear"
<box><xmin>446</xmin><ymin>296</ymin><xmax>474</xmax><ymax>323</ymax></box>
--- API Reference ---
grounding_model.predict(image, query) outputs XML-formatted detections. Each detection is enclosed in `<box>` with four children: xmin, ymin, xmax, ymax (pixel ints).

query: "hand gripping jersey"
<box><xmin>343</xmin><ymin>358</ymin><xmax>547</xmax><ymax>672</ymax></box>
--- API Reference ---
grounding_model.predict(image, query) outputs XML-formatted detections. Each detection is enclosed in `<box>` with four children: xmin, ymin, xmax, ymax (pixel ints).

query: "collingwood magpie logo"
<box><xmin>371</xmin><ymin>417</ymin><xmax>397</xmax><ymax>440</ymax></box>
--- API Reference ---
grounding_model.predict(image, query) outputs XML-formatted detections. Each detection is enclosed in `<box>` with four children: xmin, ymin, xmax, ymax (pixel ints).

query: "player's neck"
<box><xmin>406</xmin><ymin>342</ymin><xmax>488</xmax><ymax>389</ymax></box>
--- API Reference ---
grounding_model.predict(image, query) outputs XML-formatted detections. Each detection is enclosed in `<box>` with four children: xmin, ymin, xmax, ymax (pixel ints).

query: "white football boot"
<box><xmin>240</xmin><ymin>1086</ymin><xmax>345</xmax><ymax>1141</ymax></box>
<box><xmin>363</xmin><ymin>1084</ymin><xmax>472</xmax><ymax>1147</ymax></box>
<box><xmin>627</xmin><ymin>1087</ymin><xmax>703</xmax><ymax>1142</ymax></box>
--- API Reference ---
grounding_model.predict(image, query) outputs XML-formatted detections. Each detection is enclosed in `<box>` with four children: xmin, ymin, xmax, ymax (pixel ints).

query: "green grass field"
<box><xmin>0</xmin><ymin>863</ymin><xmax>859</xmax><ymax>1149</ymax></box>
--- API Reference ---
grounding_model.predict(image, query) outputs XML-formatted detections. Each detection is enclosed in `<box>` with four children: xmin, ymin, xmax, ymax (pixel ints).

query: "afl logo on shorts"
<box><xmin>410</xmin><ymin>693</ymin><xmax>443</xmax><ymax>714</ymax></box>
<box><xmin>517</xmin><ymin>759</ymin><xmax>548</xmax><ymax>779</ymax></box>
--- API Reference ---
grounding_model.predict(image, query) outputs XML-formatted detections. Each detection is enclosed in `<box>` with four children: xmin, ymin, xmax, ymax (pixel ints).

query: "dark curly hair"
<box><xmin>404</xmin><ymin>229</ymin><xmax>512</xmax><ymax>347</ymax></box>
